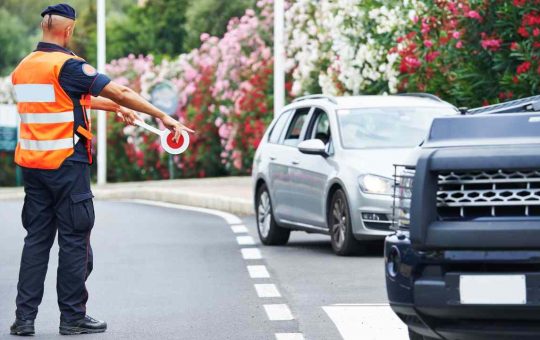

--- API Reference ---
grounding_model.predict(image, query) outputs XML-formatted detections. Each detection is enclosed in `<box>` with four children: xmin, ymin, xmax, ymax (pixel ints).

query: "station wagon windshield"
<box><xmin>336</xmin><ymin>107</ymin><xmax>455</xmax><ymax>149</ymax></box>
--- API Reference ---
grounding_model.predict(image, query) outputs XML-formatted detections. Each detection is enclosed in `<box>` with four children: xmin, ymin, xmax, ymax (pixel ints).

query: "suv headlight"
<box><xmin>393</xmin><ymin>167</ymin><xmax>415</xmax><ymax>229</ymax></box>
<box><xmin>358</xmin><ymin>174</ymin><xmax>393</xmax><ymax>195</ymax></box>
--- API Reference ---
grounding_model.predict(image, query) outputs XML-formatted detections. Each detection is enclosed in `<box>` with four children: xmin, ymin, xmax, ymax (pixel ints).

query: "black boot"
<box><xmin>59</xmin><ymin>315</ymin><xmax>107</xmax><ymax>335</ymax></box>
<box><xmin>10</xmin><ymin>319</ymin><xmax>35</xmax><ymax>336</ymax></box>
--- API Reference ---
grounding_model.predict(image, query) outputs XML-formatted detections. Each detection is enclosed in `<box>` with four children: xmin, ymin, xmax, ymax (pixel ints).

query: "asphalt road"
<box><xmin>0</xmin><ymin>200</ymin><xmax>402</xmax><ymax>340</ymax></box>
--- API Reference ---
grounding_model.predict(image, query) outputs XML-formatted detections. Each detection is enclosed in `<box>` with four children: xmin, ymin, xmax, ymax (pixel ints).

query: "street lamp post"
<box><xmin>97</xmin><ymin>0</ymin><xmax>107</xmax><ymax>184</ymax></box>
<box><xmin>274</xmin><ymin>0</ymin><xmax>285</xmax><ymax>115</ymax></box>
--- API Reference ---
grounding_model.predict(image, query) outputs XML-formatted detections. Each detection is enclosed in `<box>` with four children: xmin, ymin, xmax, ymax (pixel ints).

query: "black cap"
<box><xmin>41</xmin><ymin>3</ymin><xmax>77</xmax><ymax>20</ymax></box>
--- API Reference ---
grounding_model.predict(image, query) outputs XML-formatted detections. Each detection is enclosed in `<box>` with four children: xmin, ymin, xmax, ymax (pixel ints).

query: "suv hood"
<box><xmin>424</xmin><ymin>112</ymin><xmax>540</xmax><ymax>148</ymax></box>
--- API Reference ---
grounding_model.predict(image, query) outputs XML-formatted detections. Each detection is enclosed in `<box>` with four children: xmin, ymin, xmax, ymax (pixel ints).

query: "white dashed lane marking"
<box><xmin>264</xmin><ymin>304</ymin><xmax>294</xmax><ymax>321</ymax></box>
<box><xmin>236</xmin><ymin>235</ymin><xmax>255</xmax><ymax>245</ymax></box>
<box><xmin>275</xmin><ymin>333</ymin><xmax>305</xmax><ymax>340</ymax></box>
<box><xmin>241</xmin><ymin>248</ymin><xmax>262</xmax><ymax>260</ymax></box>
<box><xmin>128</xmin><ymin>200</ymin><xmax>303</xmax><ymax>337</ymax></box>
<box><xmin>254</xmin><ymin>284</ymin><xmax>281</xmax><ymax>298</ymax></box>
<box><xmin>231</xmin><ymin>224</ymin><xmax>249</xmax><ymax>233</ymax></box>
<box><xmin>323</xmin><ymin>304</ymin><xmax>408</xmax><ymax>340</ymax></box>
<box><xmin>247</xmin><ymin>265</ymin><xmax>270</xmax><ymax>278</ymax></box>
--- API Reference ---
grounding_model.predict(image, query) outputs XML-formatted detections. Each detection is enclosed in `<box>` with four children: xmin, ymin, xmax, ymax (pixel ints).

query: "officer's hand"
<box><xmin>117</xmin><ymin>107</ymin><xmax>139</xmax><ymax>125</ymax></box>
<box><xmin>160</xmin><ymin>115</ymin><xmax>194</xmax><ymax>143</ymax></box>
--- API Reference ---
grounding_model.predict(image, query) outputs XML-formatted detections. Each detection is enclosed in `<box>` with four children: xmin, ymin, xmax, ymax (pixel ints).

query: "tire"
<box><xmin>256</xmin><ymin>184</ymin><xmax>290</xmax><ymax>245</ymax></box>
<box><xmin>328</xmin><ymin>189</ymin><xmax>362</xmax><ymax>256</ymax></box>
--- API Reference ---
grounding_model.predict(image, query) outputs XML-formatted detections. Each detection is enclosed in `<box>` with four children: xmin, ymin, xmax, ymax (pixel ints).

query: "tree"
<box><xmin>183</xmin><ymin>0</ymin><xmax>253</xmax><ymax>51</ymax></box>
<box><xmin>106</xmin><ymin>0</ymin><xmax>190</xmax><ymax>61</ymax></box>
<box><xmin>0</xmin><ymin>9</ymin><xmax>32</xmax><ymax>76</ymax></box>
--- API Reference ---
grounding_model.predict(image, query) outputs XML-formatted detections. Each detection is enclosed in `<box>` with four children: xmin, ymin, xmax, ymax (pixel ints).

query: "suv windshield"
<box><xmin>336</xmin><ymin>107</ymin><xmax>456</xmax><ymax>149</ymax></box>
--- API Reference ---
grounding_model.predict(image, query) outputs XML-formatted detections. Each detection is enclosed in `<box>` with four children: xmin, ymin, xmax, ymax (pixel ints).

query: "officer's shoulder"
<box><xmin>63</xmin><ymin>59</ymin><xmax>98</xmax><ymax>77</ymax></box>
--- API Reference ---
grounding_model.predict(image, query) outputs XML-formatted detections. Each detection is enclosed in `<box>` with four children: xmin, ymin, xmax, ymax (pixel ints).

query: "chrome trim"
<box><xmin>438</xmin><ymin>170</ymin><xmax>540</xmax><ymax>217</ymax></box>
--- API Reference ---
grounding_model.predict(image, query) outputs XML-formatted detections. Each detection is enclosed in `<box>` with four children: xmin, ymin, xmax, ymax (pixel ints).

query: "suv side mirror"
<box><xmin>298</xmin><ymin>139</ymin><xmax>328</xmax><ymax>156</ymax></box>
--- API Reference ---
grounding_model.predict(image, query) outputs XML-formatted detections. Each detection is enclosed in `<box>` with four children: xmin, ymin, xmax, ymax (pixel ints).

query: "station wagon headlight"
<box><xmin>358</xmin><ymin>174</ymin><xmax>393</xmax><ymax>195</ymax></box>
<box><xmin>393</xmin><ymin>168</ymin><xmax>415</xmax><ymax>229</ymax></box>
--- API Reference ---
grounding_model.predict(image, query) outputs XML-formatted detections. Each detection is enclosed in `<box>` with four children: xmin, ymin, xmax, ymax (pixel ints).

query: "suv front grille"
<box><xmin>437</xmin><ymin>170</ymin><xmax>540</xmax><ymax>219</ymax></box>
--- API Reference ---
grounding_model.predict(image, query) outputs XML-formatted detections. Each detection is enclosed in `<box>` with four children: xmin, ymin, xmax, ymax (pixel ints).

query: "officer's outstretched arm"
<box><xmin>100</xmin><ymin>81</ymin><xmax>194</xmax><ymax>142</ymax></box>
<box><xmin>90</xmin><ymin>96</ymin><xmax>139</xmax><ymax>125</ymax></box>
<box><xmin>91</xmin><ymin>96</ymin><xmax>119</xmax><ymax>112</ymax></box>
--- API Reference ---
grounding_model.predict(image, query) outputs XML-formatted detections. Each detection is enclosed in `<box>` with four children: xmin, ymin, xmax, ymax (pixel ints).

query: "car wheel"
<box><xmin>256</xmin><ymin>184</ymin><xmax>290</xmax><ymax>245</ymax></box>
<box><xmin>328</xmin><ymin>189</ymin><xmax>361</xmax><ymax>256</ymax></box>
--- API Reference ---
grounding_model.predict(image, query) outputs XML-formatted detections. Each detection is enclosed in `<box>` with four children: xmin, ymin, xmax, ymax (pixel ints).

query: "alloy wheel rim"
<box><xmin>332</xmin><ymin>197</ymin><xmax>347</xmax><ymax>249</ymax></box>
<box><xmin>258</xmin><ymin>191</ymin><xmax>271</xmax><ymax>238</ymax></box>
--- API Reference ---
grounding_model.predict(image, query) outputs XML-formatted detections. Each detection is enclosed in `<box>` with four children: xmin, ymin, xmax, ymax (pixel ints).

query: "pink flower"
<box><xmin>200</xmin><ymin>33</ymin><xmax>210</xmax><ymax>42</ymax></box>
<box><xmin>423</xmin><ymin>40</ymin><xmax>433</xmax><ymax>48</ymax></box>
<box><xmin>452</xmin><ymin>31</ymin><xmax>461</xmax><ymax>39</ymax></box>
<box><xmin>456</xmin><ymin>41</ymin><xmax>463</xmax><ymax>49</ymax></box>
<box><xmin>425</xmin><ymin>51</ymin><xmax>441</xmax><ymax>62</ymax></box>
<box><xmin>467</xmin><ymin>10</ymin><xmax>482</xmax><ymax>20</ymax></box>
<box><xmin>481</xmin><ymin>38</ymin><xmax>502</xmax><ymax>51</ymax></box>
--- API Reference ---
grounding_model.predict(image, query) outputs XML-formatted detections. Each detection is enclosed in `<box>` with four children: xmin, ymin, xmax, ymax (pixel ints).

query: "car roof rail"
<box><xmin>292</xmin><ymin>94</ymin><xmax>338</xmax><ymax>104</ymax></box>
<box><xmin>395</xmin><ymin>92</ymin><xmax>444</xmax><ymax>102</ymax></box>
<box><xmin>466</xmin><ymin>95</ymin><xmax>540</xmax><ymax>115</ymax></box>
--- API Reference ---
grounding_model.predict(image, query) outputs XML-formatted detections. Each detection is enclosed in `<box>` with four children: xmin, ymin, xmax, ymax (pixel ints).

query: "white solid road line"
<box><xmin>231</xmin><ymin>225</ymin><xmax>249</xmax><ymax>233</ymax></box>
<box><xmin>247</xmin><ymin>265</ymin><xmax>270</xmax><ymax>278</ymax></box>
<box><xmin>128</xmin><ymin>199</ymin><xmax>243</xmax><ymax>225</ymax></box>
<box><xmin>237</xmin><ymin>235</ymin><xmax>255</xmax><ymax>245</ymax></box>
<box><xmin>275</xmin><ymin>333</ymin><xmax>305</xmax><ymax>340</ymax></box>
<box><xmin>264</xmin><ymin>304</ymin><xmax>294</xmax><ymax>321</ymax></box>
<box><xmin>254</xmin><ymin>284</ymin><xmax>281</xmax><ymax>298</ymax></box>
<box><xmin>323</xmin><ymin>304</ymin><xmax>408</xmax><ymax>340</ymax></box>
<box><xmin>241</xmin><ymin>248</ymin><xmax>262</xmax><ymax>260</ymax></box>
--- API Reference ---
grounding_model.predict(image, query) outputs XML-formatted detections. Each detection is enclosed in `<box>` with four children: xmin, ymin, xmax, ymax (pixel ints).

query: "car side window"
<box><xmin>310</xmin><ymin>109</ymin><xmax>331</xmax><ymax>145</ymax></box>
<box><xmin>268</xmin><ymin>110</ymin><xmax>292</xmax><ymax>144</ymax></box>
<box><xmin>283</xmin><ymin>108</ymin><xmax>311</xmax><ymax>146</ymax></box>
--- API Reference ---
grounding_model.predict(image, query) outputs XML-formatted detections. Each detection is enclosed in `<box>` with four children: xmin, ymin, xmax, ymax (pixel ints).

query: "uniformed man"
<box><xmin>9</xmin><ymin>3</ymin><xmax>193</xmax><ymax>336</ymax></box>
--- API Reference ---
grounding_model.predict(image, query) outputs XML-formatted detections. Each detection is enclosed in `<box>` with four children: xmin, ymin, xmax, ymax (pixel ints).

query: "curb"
<box><xmin>0</xmin><ymin>186</ymin><xmax>254</xmax><ymax>216</ymax></box>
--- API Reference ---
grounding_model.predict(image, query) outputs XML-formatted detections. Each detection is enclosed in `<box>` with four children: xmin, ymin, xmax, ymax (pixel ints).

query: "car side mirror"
<box><xmin>298</xmin><ymin>139</ymin><xmax>328</xmax><ymax>156</ymax></box>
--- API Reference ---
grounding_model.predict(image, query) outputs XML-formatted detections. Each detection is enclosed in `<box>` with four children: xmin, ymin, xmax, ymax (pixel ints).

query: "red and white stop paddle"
<box><xmin>134</xmin><ymin>119</ymin><xmax>190</xmax><ymax>155</ymax></box>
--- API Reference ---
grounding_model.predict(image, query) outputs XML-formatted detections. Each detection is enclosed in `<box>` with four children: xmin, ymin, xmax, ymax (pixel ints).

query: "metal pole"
<box><xmin>97</xmin><ymin>0</ymin><xmax>107</xmax><ymax>184</ymax></box>
<box><xmin>273</xmin><ymin>0</ymin><xmax>285</xmax><ymax>115</ymax></box>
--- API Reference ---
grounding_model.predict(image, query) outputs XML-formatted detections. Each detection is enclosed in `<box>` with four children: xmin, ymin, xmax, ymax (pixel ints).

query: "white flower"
<box><xmin>286</xmin><ymin>0</ymin><xmax>417</xmax><ymax>96</ymax></box>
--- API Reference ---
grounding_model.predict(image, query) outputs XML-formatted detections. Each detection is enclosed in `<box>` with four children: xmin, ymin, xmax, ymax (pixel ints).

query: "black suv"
<box><xmin>386</xmin><ymin>96</ymin><xmax>540</xmax><ymax>340</ymax></box>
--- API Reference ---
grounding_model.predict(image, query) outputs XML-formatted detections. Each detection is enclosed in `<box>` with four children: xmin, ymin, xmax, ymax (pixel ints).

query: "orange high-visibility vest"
<box><xmin>11</xmin><ymin>51</ymin><xmax>92</xmax><ymax>170</ymax></box>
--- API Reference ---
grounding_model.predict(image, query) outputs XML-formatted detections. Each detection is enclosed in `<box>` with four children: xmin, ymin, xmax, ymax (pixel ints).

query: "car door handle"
<box><xmin>291</xmin><ymin>161</ymin><xmax>299</xmax><ymax>165</ymax></box>
<box><xmin>269</xmin><ymin>156</ymin><xmax>276</xmax><ymax>161</ymax></box>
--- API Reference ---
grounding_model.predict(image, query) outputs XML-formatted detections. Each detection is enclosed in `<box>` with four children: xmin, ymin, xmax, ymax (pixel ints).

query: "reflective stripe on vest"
<box><xmin>19</xmin><ymin>111</ymin><xmax>74</xmax><ymax>124</ymax></box>
<box><xmin>13</xmin><ymin>84</ymin><xmax>56</xmax><ymax>102</ymax></box>
<box><xmin>11</xmin><ymin>51</ymin><xmax>88</xmax><ymax>169</ymax></box>
<box><xmin>19</xmin><ymin>138</ymin><xmax>74</xmax><ymax>151</ymax></box>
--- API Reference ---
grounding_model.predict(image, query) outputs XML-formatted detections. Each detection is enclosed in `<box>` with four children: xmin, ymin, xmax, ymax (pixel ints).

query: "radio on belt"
<box><xmin>134</xmin><ymin>119</ymin><xmax>190</xmax><ymax>154</ymax></box>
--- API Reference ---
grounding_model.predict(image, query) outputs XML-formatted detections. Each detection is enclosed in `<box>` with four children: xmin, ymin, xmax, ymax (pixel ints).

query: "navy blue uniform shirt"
<box><xmin>35</xmin><ymin>42</ymin><xmax>111</xmax><ymax>163</ymax></box>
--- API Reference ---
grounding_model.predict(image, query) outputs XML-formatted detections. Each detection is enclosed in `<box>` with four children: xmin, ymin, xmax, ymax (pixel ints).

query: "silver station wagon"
<box><xmin>252</xmin><ymin>94</ymin><xmax>458</xmax><ymax>255</ymax></box>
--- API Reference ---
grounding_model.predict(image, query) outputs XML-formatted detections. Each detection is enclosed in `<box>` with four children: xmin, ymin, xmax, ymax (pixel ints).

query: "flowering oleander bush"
<box><xmin>285</xmin><ymin>0</ymin><xmax>420</xmax><ymax>96</ymax></box>
<box><xmin>104</xmin><ymin>0</ymin><xmax>274</xmax><ymax>179</ymax></box>
<box><xmin>397</xmin><ymin>0</ymin><xmax>540</xmax><ymax>107</ymax></box>
<box><xmin>0</xmin><ymin>76</ymin><xmax>15</xmax><ymax>104</ymax></box>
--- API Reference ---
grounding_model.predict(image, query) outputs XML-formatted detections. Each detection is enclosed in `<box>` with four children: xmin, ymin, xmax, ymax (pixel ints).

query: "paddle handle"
<box><xmin>134</xmin><ymin>119</ymin><xmax>163</xmax><ymax>136</ymax></box>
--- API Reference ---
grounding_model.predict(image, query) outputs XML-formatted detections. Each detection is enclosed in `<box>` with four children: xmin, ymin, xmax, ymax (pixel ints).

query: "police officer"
<box><xmin>9</xmin><ymin>3</ymin><xmax>193</xmax><ymax>336</ymax></box>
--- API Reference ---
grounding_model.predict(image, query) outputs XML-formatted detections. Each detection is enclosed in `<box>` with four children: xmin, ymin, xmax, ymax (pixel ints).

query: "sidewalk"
<box><xmin>0</xmin><ymin>176</ymin><xmax>254</xmax><ymax>215</ymax></box>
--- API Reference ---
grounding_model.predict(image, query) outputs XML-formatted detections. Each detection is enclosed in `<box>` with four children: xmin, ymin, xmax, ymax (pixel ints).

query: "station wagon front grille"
<box><xmin>437</xmin><ymin>170</ymin><xmax>540</xmax><ymax>219</ymax></box>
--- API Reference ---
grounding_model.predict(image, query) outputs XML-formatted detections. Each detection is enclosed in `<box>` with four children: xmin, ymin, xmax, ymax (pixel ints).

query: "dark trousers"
<box><xmin>15</xmin><ymin>161</ymin><xmax>95</xmax><ymax>322</ymax></box>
